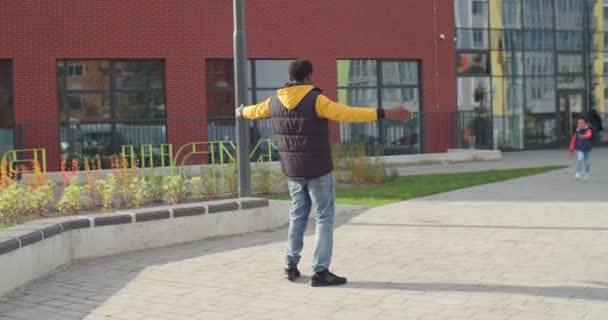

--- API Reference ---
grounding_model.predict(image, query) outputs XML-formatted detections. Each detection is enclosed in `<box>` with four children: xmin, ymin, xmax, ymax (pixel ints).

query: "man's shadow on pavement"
<box><xmin>342</xmin><ymin>281</ymin><xmax>608</xmax><ymax>302</ymax></box>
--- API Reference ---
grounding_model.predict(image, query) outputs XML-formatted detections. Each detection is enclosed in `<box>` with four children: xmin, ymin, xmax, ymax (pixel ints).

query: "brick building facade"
<box><xmin>0</xmin><ymin>0</ymin><xmax>456</xmax><ymax>169</ymax></box>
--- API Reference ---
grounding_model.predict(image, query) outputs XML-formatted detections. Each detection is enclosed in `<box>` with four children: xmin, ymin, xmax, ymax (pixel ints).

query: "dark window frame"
<box><xmin>0</xmin><ymin>59</ymin><xmax>14</xmax><ymax>152</ymax></box>
<box><xmin>337</xmin><ymin>59</ymin><xmax>423</xmax><ymax>154</ymax></box>
<box><xmin>57</xmin><ymin>59</ymin><xmax>167</xmax><ymax>121</ymax></box>
<box><xmin>56</xmin><ymin>59</ymin><xmax>167</xmax><ymax>160</ymax></box>
<box><xmin>472</xmin><ymin>0</ymin><xmax>486</xmax><ymax>16</ymax></box>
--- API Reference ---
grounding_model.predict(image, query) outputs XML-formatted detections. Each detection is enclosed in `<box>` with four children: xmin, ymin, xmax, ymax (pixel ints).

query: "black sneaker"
<box><xmin>284</xmin><ymin>264</ymin><xmax>301</xmax><ymax>282</ymax></box>
<box><xmin>310</xmin><ymin>269</ymin><xmax>347</xmax><ymax>287</ymax></box>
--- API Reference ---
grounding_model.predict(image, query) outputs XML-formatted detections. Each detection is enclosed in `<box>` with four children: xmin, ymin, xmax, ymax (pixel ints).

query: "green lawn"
<box><xmin>0</xmin><ymin>224</ymin><xmax>11</xmax><ymax>230</ymax></box>
<box><xmin>274</xmin><ymin>166</ymin><xmax>565</xmax><ymax>206</ymax></box>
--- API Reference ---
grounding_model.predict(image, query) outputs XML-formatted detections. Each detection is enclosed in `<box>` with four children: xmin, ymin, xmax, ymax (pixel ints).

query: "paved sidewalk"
<box><xmin>397</xmin><ymin>148</ymin><xmax>607</xmax><ymax>176</ymax></box>
<box><xmin>1</xmin><ymin>150</ymin><xmax>607</xmax><ymax>320</ymax></box>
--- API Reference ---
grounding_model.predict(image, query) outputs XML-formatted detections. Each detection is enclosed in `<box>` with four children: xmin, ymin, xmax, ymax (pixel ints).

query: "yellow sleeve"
<box><xmin>242</xmin><ymin>98</ymin><xmax>271</xmax><ymax>119</ymax></box>
<box><xmin>315</xmin><ymin>94</ymin><xmax>378</xmax><ymax>122</ymax></box>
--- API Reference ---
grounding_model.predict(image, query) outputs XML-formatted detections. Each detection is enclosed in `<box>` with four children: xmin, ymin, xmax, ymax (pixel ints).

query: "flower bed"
<box><xmin>1</xmin><ymin>145</ymin><xmax>392</xmax><ymax>226</ymax></box>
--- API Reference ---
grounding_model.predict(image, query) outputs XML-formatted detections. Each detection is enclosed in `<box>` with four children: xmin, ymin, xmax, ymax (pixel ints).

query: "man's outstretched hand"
<box><xmin>385</xmin><ymin>106</ymin><xmax>412</xmax><ymax>121</ymax></box>
<box><xmin>235</xmin><ymin>105</ymin><xmax>244</xmax><ymax>118</ymax></box>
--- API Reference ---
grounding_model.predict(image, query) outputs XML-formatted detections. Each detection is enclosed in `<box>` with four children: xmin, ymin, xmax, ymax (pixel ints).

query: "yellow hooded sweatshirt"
<box><xmin>242</xmin><ymin>85</ymin><xmax>379</xmax><ymax>122</ymax></box>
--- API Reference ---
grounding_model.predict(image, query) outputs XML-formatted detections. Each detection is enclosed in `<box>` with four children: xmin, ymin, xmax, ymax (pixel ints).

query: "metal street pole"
<box><xmin>583</xmin><ymin>0</ymin><xmax>592</xmax><ymax>111</ymax></box>
<box><xmin>234</xmin><ymin>0</ymin><xmax>251</xmax><ymax>197</ymax></box>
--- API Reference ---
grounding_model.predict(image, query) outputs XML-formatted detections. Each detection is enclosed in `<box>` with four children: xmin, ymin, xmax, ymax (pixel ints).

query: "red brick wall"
<box><xmin>0</xmin><ymin>0</ymin><xmax>456</xmax><ymax>168</ymax></box>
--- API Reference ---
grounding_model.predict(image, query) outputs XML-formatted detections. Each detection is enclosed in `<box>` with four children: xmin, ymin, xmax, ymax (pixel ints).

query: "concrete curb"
<box><xmin>0</xmin><ymin>198</ymin><xmax>288</xmax><ymax>297</ymax></box>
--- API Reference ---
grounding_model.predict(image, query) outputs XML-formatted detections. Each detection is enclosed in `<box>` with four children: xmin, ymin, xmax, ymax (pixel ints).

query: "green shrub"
<box><xmin>0</xmin><ymin>183</ymin><xmax>29</xmax><ymax>224</ymax></box>
<box><xmin>202</xmin><ymin>168</ymin><xmax>219</xmax><ymax>199</ymax></box>
<box><xmin>162</xmin><ymin>174</ymin><xmax>189</xmax><ymax>205</ymax></box>
<box><xmin>95</xmin><ymin>174</ymin><xmax>119</xmax><ymax>211</ymax></box>
<box><xmin>252</xmin><ymin>164</ymin><xmax>273</xmax><ymax>195</ymax></box>
<box><xmin>271</xmin><ymin>171</ymin><xmax>287</xmax><ymax>193</ymax></box>
<box><xmin>222</xmin><ymin>163</ymin><xmax>238</xmax><ymax>196</ymax></box>
<box><xmin>141</xmin><ymin>170</ymin><xmax>164</xmax><ymax>203</ymax></box>
<box><xmin>191</xmin><ymin>172</ymin><xmax>218</xmax><ymax>200</ymax></box>
<box><xmin>122</xmin><ymin>177</ymin><xmax>145</xmax><ymax>208</ymax></box>
<box><xmin>369</xmin><ymin>152</ymin><xmax>388</xmax><ymax>184</ymax></box>
<box><xmin>57</xmin><ymin>178</ymin><xmax>85</xmax><ymax>215</ymax></box>
<box><xmin>28</xmin><ymin>183</ymin><xmax>56</xmax><ymax>216</ymax></box>
<box><xmin>190</xmin><ymin>176</ymin><xmax>203</xmax><ymax>199</ymax></box>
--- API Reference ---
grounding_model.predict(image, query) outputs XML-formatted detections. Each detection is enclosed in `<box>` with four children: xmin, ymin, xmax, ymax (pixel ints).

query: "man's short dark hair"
<box><xmin>289</xmin><ymin>60</ymin><xmax>313</xmax><ymax>82</ymax></box>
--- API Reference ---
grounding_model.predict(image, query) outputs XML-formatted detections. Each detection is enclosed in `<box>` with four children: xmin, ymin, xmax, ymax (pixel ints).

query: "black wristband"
<box><xmin>377</xmin><ymin>109</ymin><xmax>385</xmax><ymax>119</ymax></box>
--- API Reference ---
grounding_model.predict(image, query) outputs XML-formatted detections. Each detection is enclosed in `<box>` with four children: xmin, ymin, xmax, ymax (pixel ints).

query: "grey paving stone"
<box><xmin>2</xmin><ymin>150</ymin><xmax>608</xmax><ymax>320</ymax></box>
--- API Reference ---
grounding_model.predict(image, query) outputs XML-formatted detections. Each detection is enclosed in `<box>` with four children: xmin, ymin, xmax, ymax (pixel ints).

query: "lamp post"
<box><xmin>234</xmin><ymin>0</ymin><xmax>251</xmax><ymax>197</ymax></box>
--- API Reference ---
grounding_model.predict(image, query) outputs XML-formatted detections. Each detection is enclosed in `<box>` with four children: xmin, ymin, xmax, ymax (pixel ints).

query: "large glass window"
<box><xmin>499</xmin><ymin>0</ymin><xmax>523</xmax><ymax>28</ymax></box>
<box><xmin>205</xmin><ymin>59</ymin><xmax>291</xmax><ymax>147</ymax></box>
<box><xmin>0</xmin><ymin>60</ymin><xmax>13</xmax><ymax>154</ymax></box>
<box><xmin>457</xmin><ymin>29</ymin><xmax>489</xmax><ymax>49</ymax></box>
<box><xmin>457</xmin><ymin>0</ymin><xmax>605</xmax><ymax>150</ymax></box>
<box><xmin>458</xmin><ymin>77</ymin><xmax>492</xmax><ymax>111</ymax></box>
<box><xmin>523</xmin><ymin>0</ymin><xmax>554</xmax><ymax>29</ymax></box>
<box><xmin>555</xmin><ymin>0</ymin><xmax>584</xmax><ymax>30</ymax></box>
<box><xmin>525</xmin><ymin>77</ymin><xmax>557</xmax><ymax>146</ymax></box>
<box><xmin>525</xmin><ymin>31</ymin><xmax>555</xmax><ymax>51</ymax></box>
<box><xmin>556</xmin><ymin>31</ymin><xmax>584</xmax><ymax>51</ymax></box>
<box><xmin>457</xmin><ymin>52</ymin><xmax>490</xmax><ymax>75</ymax></box>
<box><xmin>337</xmin><ymin>60</ymin><xmax>421</xmax><ymax>154</ymax></box>
<box><xmin>57</xmin><ymin>60</ymin><xmax>166</xmax><ymax>160</ymax></box>
<box><xmin>525</xmin><ymin>52</ymin><xmax>555</xmax><ymax>75</ymax></box>
<box><xmin>455</xmin><ymin>0</ymin><xmax>489</xmax><ymax>28</ymax></box>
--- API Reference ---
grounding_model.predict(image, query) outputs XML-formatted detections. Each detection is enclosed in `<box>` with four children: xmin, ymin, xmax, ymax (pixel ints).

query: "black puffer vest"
<box><xmin>269</xmin><ymin>88</ymin><xmax>333</xmax><ymax>180</ymax></box>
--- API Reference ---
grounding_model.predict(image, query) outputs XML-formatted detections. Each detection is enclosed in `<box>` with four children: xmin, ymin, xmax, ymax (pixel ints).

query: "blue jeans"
<box><xmin>576</xmin><ymin>150</ymin><xmax>591</xmax><ymax>174</ymax></box>
<box><xmin>285</xmin><ymin>172</ymin><xmax>335</xmax><ymax>273</ymax></box>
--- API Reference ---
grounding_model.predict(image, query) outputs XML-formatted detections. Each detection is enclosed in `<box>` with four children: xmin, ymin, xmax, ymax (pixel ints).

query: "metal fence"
<box><xmin>14</xmin><ymin>111</ymin><xmax>494</xmax><ymax>169</ymax></box>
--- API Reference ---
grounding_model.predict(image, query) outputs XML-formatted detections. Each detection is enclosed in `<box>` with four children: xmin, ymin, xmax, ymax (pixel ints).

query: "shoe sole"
<box><xmin>310</xmin><ymin>280</ymin><xmax>347</xmax><ymax>287</ymax></box>
<box><xmin>286</xmin><ymin>275</ymin><xmax>300</xmax><ymax>282</ymax></box>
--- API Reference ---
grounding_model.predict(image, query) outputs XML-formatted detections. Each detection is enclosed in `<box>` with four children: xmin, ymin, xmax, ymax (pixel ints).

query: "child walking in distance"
<box><xmin>569</xmin><ymin>118</ymin><xmax>593</xmax><ymax>179</ymax></box>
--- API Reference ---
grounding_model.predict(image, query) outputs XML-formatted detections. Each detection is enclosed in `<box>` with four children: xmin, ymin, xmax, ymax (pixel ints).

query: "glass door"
<box><xmin>557</xmin><ymin>91</ymin><xmax>584</xmax><ymax>145</ymax></box>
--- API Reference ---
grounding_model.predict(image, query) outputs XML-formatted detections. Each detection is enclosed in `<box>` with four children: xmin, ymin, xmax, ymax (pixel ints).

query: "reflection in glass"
<box><xmin>0</xmin><ymin>60</ymin><xmax>13</xmax><ymax>154</ymax></box>
<box><xmin>454</xmin><ymin>0</ymin><xmax>488</xmax><ymax>28</ymax></box>
<box><xmin>525</xmin><ymin>77</ymin><xmax>557</xmax><ymax>146</ymax></box>
<box><xmin>492</xmin><ymin>77</ymin><xmax>525</xmax><ymax>149</ymax></box>
<box><xmin>555</xmin><ymin>0</ymin><xmax>583</xmax><ymax>30</ymax></box>
<box><xmin>457</xmin><ymin>77</ymin><xmax>491</xmax><ymax>111</ymax></box>
<box><xmin>255</xmin><ymin>60</ymin><xmax>292</xmax><ymax>88</ymax></box>
<box><xmin>338</xmin><ymin>88</ymin><xmax>379</xmax><ymax>145</ymax></box>
<box><xmin>556</xmin><ymin>31</ymin><xmax>583</xmax><ymax>51</ymax></box>
<box><xmin>457</xmin><ymin>29</ymin><xmax>489</xmax><ymax>49</ymax></box>
<box><xmin>492</xmin><ymin>51</ymin><xmax>524</xmax><ymax>77</ymax></box>
<box><xmin>61</xmin><ymin>93</ymin><xmax>110</xmax><ymax>121</ymax></box>
<box><xmin>58</xmin><ymin>60</ymin><xmax>110</xmax><ymax>91</ymax></box>
<box><xmin>60</xmin><ymin>123</ymin><xmax>114</xmax><ymax>160</ymax></box>
<box><xmin>490</xmin><ymin>30</ymin><xmax>524</xmax><ymax>50</ymax></box>
<box><xmin>557</xmin><ymin>54</ymin><xmax>583</xmax><ymax>74</ymax></box>
<box><xmin>206</xmin><ymin>91</ymin><xmax>235</xmax><ymax>120</ymax></box>
<box><xmin>523</xmin><ymin>0</ymin><xmax>554</xmax><ymax>29</ymax></box>
<box><xmin>337</xmin><ymin>60</ymin><xmax>377</xmax><ymax>87</ymax></box>
<box><xmin>115</xmin><ymin>92</ymin><xmax>166</xmax><ymax>120</ymax></box>
<box><xmin>557</xmin><ymin>75</ymin><xmax>585</xmax><ymax>89</ymax></box>
<box><xmin>380</xmin><ymin>89</ymin><xmax>420</xmax><ymax>153</ymax></box>
<box><xmin>557</xmin><ymin>92</ymin><xmax>584</xmax><ymax>142</ymax></box>
<box><xmin>114</xmin><ymin>60</ymin><xmax>164</xmax><ymax>89</ymax></box>
<box><xmin>525</xmin><ymin>31</ymin><xmax>554</xmax><ymax>51</ymax></box>
<box><xmin>381</xmin><ymin>61</ymin><xmax>418</xmax><ymax>86</ymax></box>
<box><xmin>381</xmin><ymin>88</ymin><xmax>419</xmax><ymax>111</ymax></box>
<box><xmin>489</xmin><ymin>0</ymin><xmax>521</xmax><ymax>29</ymax></box>
<box><xmin>206</xmin><ymin>59</ymin><xmax>234</xmax><ymax>89</ymax></box>
<box><xmin>457</xmin><ymin>53</ymin><xmax>490</xmax><ymax>75</ymax></box>
<box><xmin>525</xmin><ymin>52</ymin><xmax>555</xmax><ymax>76</ymax></box>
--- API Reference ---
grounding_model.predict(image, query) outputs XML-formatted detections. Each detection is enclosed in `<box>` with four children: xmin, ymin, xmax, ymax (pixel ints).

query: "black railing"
<box><xmin>15</xmin><ymin>111</ymin><xmax>494</xmax><ymax>168</ymax></box>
